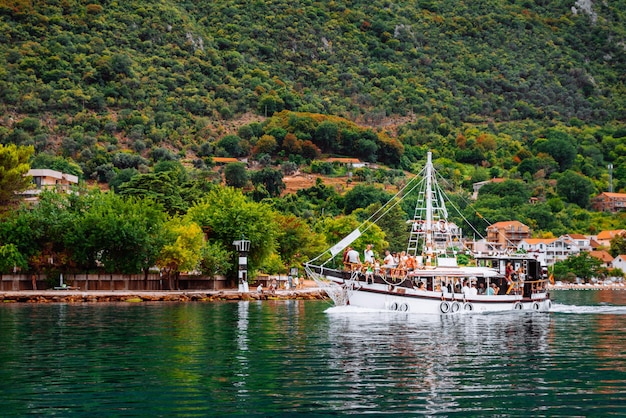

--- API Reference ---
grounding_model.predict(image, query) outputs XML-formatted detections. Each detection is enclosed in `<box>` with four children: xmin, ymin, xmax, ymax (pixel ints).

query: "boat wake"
<box><xmin>325</xmin><ymin>305</ymin><xmax>392</xmax><ymax>315</ymax></box>
<box><xmin>326</xmin><ymin>304</ymin><xmax>626</xmax><ymax>315</ymax></box>
<box><xmin>550</xmin><ymin>303</ymin><xmax>626</xmax><ymax>314</ymax></box>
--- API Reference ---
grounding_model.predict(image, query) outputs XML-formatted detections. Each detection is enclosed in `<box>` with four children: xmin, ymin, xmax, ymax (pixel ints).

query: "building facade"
<box><xmin>592</xmin><ymin>192</ymin><xmax>626</xmax><ymax>212</ymax></box>
<box><xmin>486</xmin><ymin>220</ymin><xmax>531</xmax><ymax>250</ymax></box>
<box><xmin>22</xmin><ymin>169</ymin><xmax>79</xmax><ymax>202</ymax></box>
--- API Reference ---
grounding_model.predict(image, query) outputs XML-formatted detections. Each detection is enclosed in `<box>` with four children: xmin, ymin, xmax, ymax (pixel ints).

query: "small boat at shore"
<box><xmin>305</xmin><ymin>152</ymin><xmax>551</xmax><ymax>314</ymax></box>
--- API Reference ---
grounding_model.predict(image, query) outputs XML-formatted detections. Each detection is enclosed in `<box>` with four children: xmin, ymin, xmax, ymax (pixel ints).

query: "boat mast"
<box><xmin>424</xmin><ymin>152</ymin><xmax>435</xmax><ymax>266</ymax></box>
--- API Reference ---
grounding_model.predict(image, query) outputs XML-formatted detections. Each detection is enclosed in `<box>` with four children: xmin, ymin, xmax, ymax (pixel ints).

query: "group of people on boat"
<box><xmin>343</xmin><ymin>245</ymin><xmax>428</xmax><ymax>280</ymax></box>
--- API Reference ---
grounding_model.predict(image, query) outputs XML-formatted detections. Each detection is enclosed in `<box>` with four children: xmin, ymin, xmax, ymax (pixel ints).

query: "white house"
<box><xmin>612</xmin><ymin>255</ymin><xmax>626</xmax><ymax>272</ymax></box>
<box><xmin>561</xmin><ymin>234</ymin><xmax>593</xmax><ymax>252</ymax></box>
<box><xmin>22</xmin><ymin>169</ymin><xmax>79</xmax><ymax>202</ymax></box>
<box><xmin>517</xmin><ymin>238</ymin><xmax>556</xmax><ymax>266</ymax></box>
<box><xmin>517</xmin><ymin>236</ymin><xmax>585</xmax><ymax>266</ymax></box>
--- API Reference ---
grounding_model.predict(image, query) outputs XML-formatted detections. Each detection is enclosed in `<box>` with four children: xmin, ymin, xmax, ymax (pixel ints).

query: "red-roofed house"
<box><xmin>486</xmin><ymin>221</ymin><xmax>531</xmax><ymax>250</ymax></box>
<box><xmin>517</xmin><ymin>238</ymin><xmax>556</xmax><ymax>265</ymax></box>
<box><xmin>561</xmin><ymin>234</ymin><xmax>593</xmax><ymax>252</ymax></box>
<box><xmin>212</xmin><ymin>157</ymin><xmax>240</xmax><ymax>165</ymax></box>
<box><xmin>325</xmin><ymin>158</ymin><xmax>366</xmax><ymax>168</ymax></box>
<box><xmin>596</xmin><ymin>230</ymin><xmax>626</xmax><ymax>248</ymax></box>
<box><xmin>589</xmin><ymin>250</ymin><xmax>614</xmax><ymax>268</ymax></box>
<box><xmin>592</xmin><ymin>192</ymin><xmax>626</xmax><ymax>212</ymax></box>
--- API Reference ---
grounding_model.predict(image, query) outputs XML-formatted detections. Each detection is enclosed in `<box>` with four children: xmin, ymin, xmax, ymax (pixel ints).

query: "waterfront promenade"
<box><xmin>0</xmin><ymin>281</ymin><xmax>328</xmax><ymax>303</ymax></box>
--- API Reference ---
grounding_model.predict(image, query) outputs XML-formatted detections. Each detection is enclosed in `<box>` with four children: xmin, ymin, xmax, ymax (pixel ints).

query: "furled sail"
<box><xmin>329</xmin><ymin>228</ymin><xmax>362</xmax><ymax>257</ymax></box>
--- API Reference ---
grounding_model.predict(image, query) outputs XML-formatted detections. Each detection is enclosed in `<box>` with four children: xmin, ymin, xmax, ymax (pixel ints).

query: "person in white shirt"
<box><xmin>462</xmin><ymin>281</ymin><xmax>470</xmax><ymax>297</ymax></box>
<box><xmin>469</xmin><ymin>283</ymin><xmax>478</xmax><ymax>296</ymax></box>
<box><xmin>346</xmin><ymin>247</ymin><xmax>361</xmax><ymax>267</ymax></box>
<box><xmin>363</xmin><ymin>244</ymin><xmax>374</xmax><ymax>264</ymax></box>
<box><xmin>383</xmin><ymin>250</ymin><xmax>395</xmax><ymax>266</ymax></box>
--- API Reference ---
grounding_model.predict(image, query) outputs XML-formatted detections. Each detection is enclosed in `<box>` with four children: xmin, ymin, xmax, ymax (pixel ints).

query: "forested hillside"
<box><xmin>1</xmin><ymin>0</ymin><xmax>626</xmax><ymax>279</ymax></box>
<box><xmin>1</xmin><ymin>1</ymin><xmax>624</xmax><ymax>170</ymax></box>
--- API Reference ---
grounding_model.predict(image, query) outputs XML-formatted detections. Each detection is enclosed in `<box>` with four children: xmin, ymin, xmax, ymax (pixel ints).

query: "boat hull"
<box><xmin>307</xmin><ymin>265</ymin><xmax>551</xmax><ymax>314</ymax></box>
<box><xmin>344</xmin><ymin>283</ymin><xmax>551</xmax><ymax>314</ymax></box>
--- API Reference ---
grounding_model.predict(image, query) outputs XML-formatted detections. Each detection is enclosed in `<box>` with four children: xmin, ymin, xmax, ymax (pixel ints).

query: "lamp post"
<box><xmin>233</xmin><ymin>237</ymin><xmax>251</xmax><ymax>292</ymax></box>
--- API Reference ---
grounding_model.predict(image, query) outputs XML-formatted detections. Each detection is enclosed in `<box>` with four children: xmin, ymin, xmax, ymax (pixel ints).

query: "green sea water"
<box><xmin>0</xmin><ymin>290</ymin><xmax>625</xmax><ymax>416</ymax></box>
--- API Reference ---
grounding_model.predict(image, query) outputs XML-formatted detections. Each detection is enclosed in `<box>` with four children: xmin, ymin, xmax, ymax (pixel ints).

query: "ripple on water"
<box><xmin>0</xmin><ymin>295</ymin><xmax>625</xmax><ymax>415</ymax></box>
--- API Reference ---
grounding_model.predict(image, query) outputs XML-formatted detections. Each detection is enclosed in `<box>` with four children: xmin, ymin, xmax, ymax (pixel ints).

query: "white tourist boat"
<box><xmin>305</xmin><ymin>152</ymin><xmax>551</xmax><ymax>314</ymax></box>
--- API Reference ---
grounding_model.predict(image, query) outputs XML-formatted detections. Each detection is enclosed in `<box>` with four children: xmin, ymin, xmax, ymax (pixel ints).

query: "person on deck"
<box><xmin>505</xmin><ymin>262</ymin><xmax>514</xmax><ymax>284</ymax></box>
<box><xmin>469</xmin><ymin>282</ymin><xmax>478</xmax><ymax>296</ymax></box>
<box><xmin>363</xmin><ymin>244</ymin><xmax>375</xmax><ymax>264</ymax></box>
<box><xmin>383</xmin><ymin>250</ymin><xmax>395</xmax><ymax>267</ymax></box>
<box><xmin>346</xmin><ymin>247</ymin><xmax>361</xmax><ymax>270</ymax></box>
<box><xmin>462</xmin><ymin>281</ymin><xmax>470</xmax><ymax>297</ymax></box>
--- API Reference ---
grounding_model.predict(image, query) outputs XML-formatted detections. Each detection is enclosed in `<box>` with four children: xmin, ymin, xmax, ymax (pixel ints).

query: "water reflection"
<box><xmin>235</xmin><ymin>301</ymin><xmax>249</xmax><ymax>397</ymax></box>
<box><xmin>1</xmin><ymin>294</ymin><xmax>626</xmax><ymax>416</ymax></box>
<box><xmin>325</xmin><ymin>309</ymin><xmax>553</xmax><ymax>415</ymax></box>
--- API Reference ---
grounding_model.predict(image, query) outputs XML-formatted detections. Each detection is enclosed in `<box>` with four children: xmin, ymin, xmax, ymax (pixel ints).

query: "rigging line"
<box><xmin>435</xmin><ymin>172</ymin><xmax>522</xmax><ymax>250</ymax></box>
<box><xmin>431</xmin><ymin>166</ymin><xmax>504</xmax><ymax>248</ymax></box>
<box><xmin>360</xmin><ymin>166</ymin><xmax>426</xmax><ymax>227</ymax></box>
<box><xmin>363</xmin><ymin>172</ymin><xmax>427</xmax><ymax>231</ymax></box>
<box><xmin>359</xmin><ymin>163</ymin><xmax>424</xmax><ymax>232</ymax></box>
<box><xmin>310</xmin><ymin>168</ymin><xmax>426</xmax><ymax>266</ymax></box>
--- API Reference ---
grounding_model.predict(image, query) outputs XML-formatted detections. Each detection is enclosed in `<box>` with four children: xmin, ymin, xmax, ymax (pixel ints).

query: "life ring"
<box><xmin>532</xmin><ymin>302</ymin><xmax>540</xmax><ymax>310</ymax></box>
<box><xmin>390</xmin><ymin>302</ymin><xmax>398</xmax><ymax>311</ymax></box>
<box><xmin>400</xmin><ymin>303</ymin><xmax>409</xmax><ymax>312</ymax></box>
<box><xmin>514</xmin><ymin>302</ymin><xmax>523</xmax><ymax>310</ymax></box>
<box><xmin>463</xmin><ymin>302</ymin><xmax>474</xmax><ymax>311</ymax></box>
<box><xmin>440</xmin><ymin>301</ymin><xmax>450</xmax><ymax>313</ymax></box>
<box><xmin>438</xmin><ymin>220</ymin><xmax>448</xmax><ymax>233</ymax></box>
<box><xmin>451</xmin><ymin>301</ymin><xmax>461</xmax><ymax>313</ymax></box>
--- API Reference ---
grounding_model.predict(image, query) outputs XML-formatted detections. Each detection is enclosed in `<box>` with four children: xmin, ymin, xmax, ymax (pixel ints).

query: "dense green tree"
<box><xmin>223</xmin><ymin>162</ymin><xmax>249</xmax><ymax>188</ymax></box>
<box><xmin>564</xmin><ymin>252</ymin><xmax>603</xmax><ymax>283</ymax></box>
<box><xmin>117</xmin><ymin>171</ymin><xmax>189</xmax><ymax>215</ymax></box>
<box><xmin>315</xmin><ymin>121</ymin><xmax>339</xmax><ymax>153</ymax></box>
<box><xmin>108</xmin><ymin>168</ymin><xmax>138</xmax><ymax>192</ymax></box>
<box><xmin>275</xmin><ymin>213</ymin><xmax>327</xmax><ymax>267</ymax></box>
<box><xmin>0</xmin><ymin>244</ymin><xmax>28</xmax><ymax>274</ymax></box>
<box><xmin>157</xmin><ymin>218</ymin><xmax>204</xmax><ymax>290</ymax></box>
<box><xmin>0</xmin><ymin>144</ymin><xmax>33</xmax><ymax>210</ymax></box>
<box><xmin>199</xmin><ymin>241</ymin><xmax>233</xmax><ymax>279</ymax></box>
<box><xmin>217</xmin><ymin>135</ymin><xmax>246</xmax><ymax>157</ymax></box>
<box><xmin>556</xmin><ymin>170</ymin><xmax>595</xmax><ymax>208</ymax></box>
<box><xmin>67</xmin><ymin>192</ymin><xmax>167</xmax><ymax>275</ymax></box>
<box><xmin>520</xmin><ymin>203</ymin><xmax>561</xmax><ymax>233</ymax></box>
<box><xmin>186</xmin><ymin>186</ymin><xmax>279</xmax><ymax>278</ymax></box>
<box><xmin>534</xmin><ymin>130</ymin><xmax>577</xmax><ymax>170</ymax></box>
<box><xmin>250</xmin><ymin>167</ymin><xmax>285</xmax><ymax>198</ymax></box>
<box><xmin>2</xmin><ymin>190</ymin><xmax>81</xmax><ymax>273</ymax></box>
<box><xmin>610</xmin><ymin>234</ymin><xmax>626</xmax><ymax>258</ymax></box>
<box><xmin>478</xmin><ymin>180</ymin><xmax>532</xmax><ymax>208</ymax></box>
<box><xmin>343</xmin><ymin>184</ymin><xmax>392</xmax><ymax>215</ymax></box>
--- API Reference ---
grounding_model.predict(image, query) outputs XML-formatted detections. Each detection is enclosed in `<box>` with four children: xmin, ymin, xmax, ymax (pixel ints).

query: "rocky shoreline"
<box><xmin>0</xmin><ymin>288</ymin><xmax>329</xmax><ymax>303</ymax></box>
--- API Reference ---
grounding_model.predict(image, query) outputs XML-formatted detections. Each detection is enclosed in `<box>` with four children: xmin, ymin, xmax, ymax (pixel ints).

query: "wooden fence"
<box><xmin>0</xmin><ymin>273</ymin><xmax>230</xmax><ymax>291</ymax></box>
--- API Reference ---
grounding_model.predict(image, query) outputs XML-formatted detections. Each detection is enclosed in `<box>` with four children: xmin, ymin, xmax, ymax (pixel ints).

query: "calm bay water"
<box><xmin>1</xmin><ymin>290</ymin><xmax>626</xmax><ymax>416</ymax></box>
